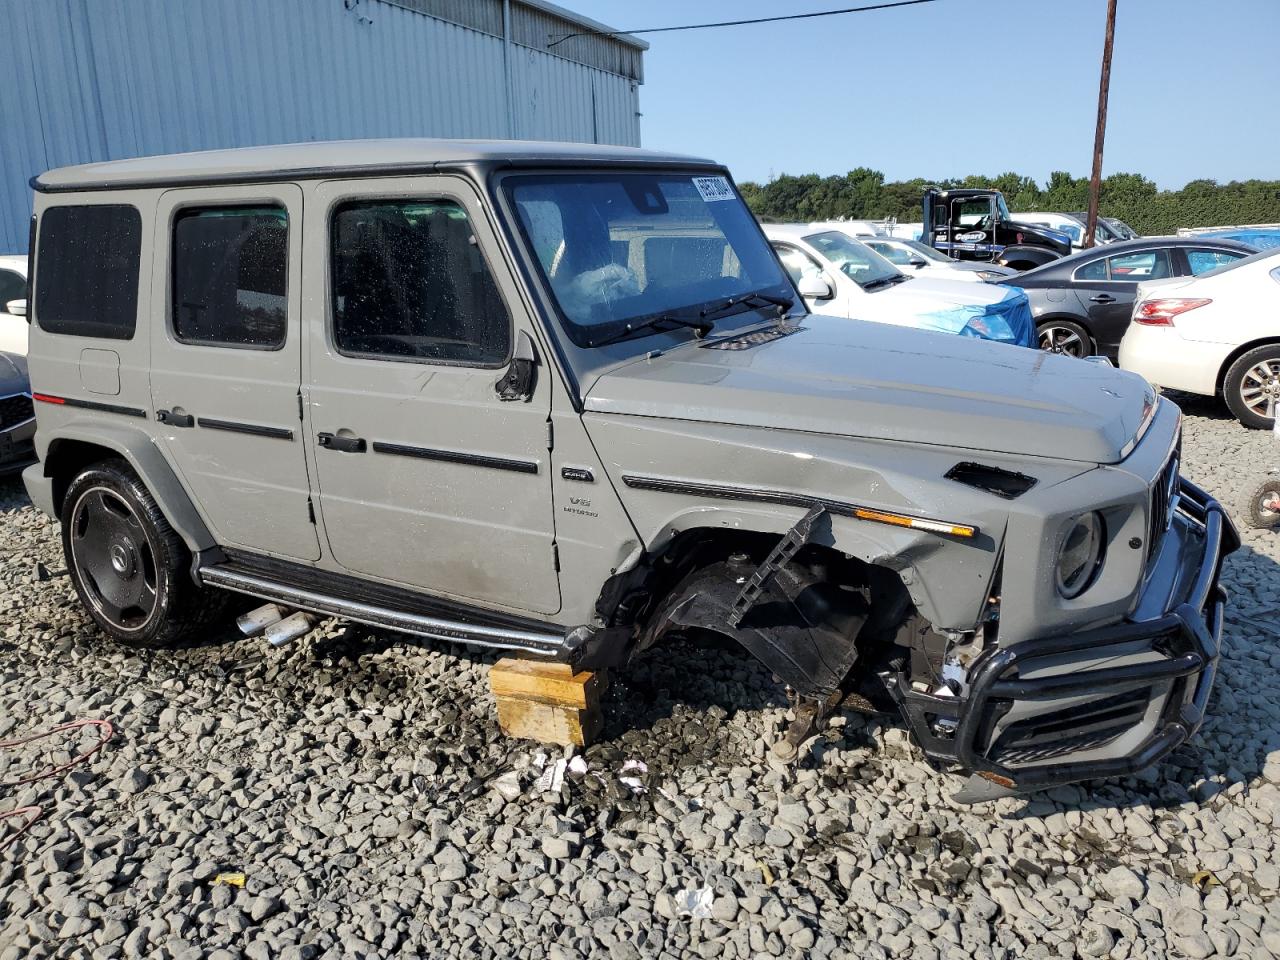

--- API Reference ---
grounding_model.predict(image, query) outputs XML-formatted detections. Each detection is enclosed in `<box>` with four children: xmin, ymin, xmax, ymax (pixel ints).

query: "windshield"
<box><xmin>903</xmin><ymin>239</ymin><xmax>951</xmax><ymax>262</ymax></box>
<box><xmin>505</xmin><ymin>173</ymin><xmax>793</xmax><ymax>347</ymax></box>
<box><xmin>804</xmin><ymin>231</ymin><xmax>903</xmax><ymax>289</ymax></box>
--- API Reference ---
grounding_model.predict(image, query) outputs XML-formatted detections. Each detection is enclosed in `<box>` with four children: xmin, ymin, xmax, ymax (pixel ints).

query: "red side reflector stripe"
<box><xmin>32</xmin><ymin>393</ymin><xmax>66</xmax><ymax>405</ymax></box>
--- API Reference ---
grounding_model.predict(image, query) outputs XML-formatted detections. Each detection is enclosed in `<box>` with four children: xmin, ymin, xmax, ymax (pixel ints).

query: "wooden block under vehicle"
<box><xmin>489</xmin><ymin>658</ymin><xmax>606</xmax><ymax>747</ymax></box>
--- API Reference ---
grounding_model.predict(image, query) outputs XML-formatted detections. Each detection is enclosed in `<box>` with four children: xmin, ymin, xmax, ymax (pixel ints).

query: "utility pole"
<box><xmin>1084</xmin><ymin>0</ymin><xmax>1118</xmax><ymax>249</ymax></box>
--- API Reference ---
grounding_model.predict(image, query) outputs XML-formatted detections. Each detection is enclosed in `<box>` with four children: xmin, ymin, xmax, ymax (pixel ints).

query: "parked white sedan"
<box><xmin>860</xmin><ymin>237</ymin><xmax>1017</xmax><ymax>282</ymax></box>
<box><xmin>0</xmin><ymin>256</ymin><xmax>27</xmax><ymax>356</ymax></box>
<box><xmin>762</xmin><ymin>224</ymin><xmax>1034</xmax><ymax>346</ymax></box>
<box><xmin>1119</xmin><ymin>248</ymin><xmax>1280</xmax><ymax>428</ymax></box>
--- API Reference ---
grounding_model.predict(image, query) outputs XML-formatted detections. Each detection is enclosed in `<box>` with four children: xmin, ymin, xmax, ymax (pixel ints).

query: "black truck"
<box><xmin>923</xmin><ymin>187</ymin><xmax>1073</xmax><ymax>271</ymax></box>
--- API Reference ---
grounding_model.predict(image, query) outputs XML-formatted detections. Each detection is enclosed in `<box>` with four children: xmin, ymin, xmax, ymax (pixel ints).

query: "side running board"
<box><xmin>199</xmin><ymin>562</ymin><xmax>573</xmax><ymax>660</ymax></box>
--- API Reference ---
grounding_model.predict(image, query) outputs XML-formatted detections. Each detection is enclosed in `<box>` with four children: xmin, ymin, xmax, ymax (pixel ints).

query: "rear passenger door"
<box><xmin>1073</xmin><ymin>247</ymin><xmax>1174</xmax><ymax>353</ymax></box>
<box><xmin>303</xmin><ymin>176</ymin><xmax>560</xmax><ymax>616</ymax></box>
<box><xmin>149</xmin><ymin>185</ymin><xmax>320</xmax><ymax>561</ymax></box>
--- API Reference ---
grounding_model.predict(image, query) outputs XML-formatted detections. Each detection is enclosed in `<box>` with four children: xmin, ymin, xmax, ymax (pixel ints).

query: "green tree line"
<box><xmin>737</xmin><ymin>169</ymin><xmax>1280</xmax><ymax>235</ymax></box>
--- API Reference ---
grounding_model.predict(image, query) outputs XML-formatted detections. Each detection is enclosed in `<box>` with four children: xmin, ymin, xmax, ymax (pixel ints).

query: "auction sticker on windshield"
<box><xmin>693</xmin><ymin>176</ymin><xmax>735</xmax><ymax>202</ymax></box>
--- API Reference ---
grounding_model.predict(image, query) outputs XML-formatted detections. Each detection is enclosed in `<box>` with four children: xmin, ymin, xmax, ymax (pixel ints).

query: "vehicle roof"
<box><xmin>761</xmin><ymin>223</ymin><xmax>856</xmax><ymax>244</ymax></box>
<box><xmin>1014</xmin><ymin>235</ymin><xmax>1258</xmax><ymax>279</ymax></box>
<box><xmin>34</xmin><ymin>138</ymin><xmax>719</xmax><ymax>193</ymax></box>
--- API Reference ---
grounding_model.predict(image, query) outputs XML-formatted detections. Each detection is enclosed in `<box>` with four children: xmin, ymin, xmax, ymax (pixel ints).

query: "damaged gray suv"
<box><xmin>24</xmin><ymin>140</ymin><xmax>1236</xmax><ymax>799</ymax></box>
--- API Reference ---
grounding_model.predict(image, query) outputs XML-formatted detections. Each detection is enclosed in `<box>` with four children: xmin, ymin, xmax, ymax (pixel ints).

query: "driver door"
<box><xmin>949</xmin><ymin>197</ymin><xmax>997</xmax><ymax>261</ymax></box>
<box><xmin>303</xmin><ymin>176</ymin><xmax>560</xmax><ymax>616</ymax></box>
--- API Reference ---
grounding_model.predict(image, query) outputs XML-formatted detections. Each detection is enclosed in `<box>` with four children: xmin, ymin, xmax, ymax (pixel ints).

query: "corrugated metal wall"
<box><xmin>0</xmin><ymin>0</ymin><xmax>644</xmax><ymax>252</ymax></box>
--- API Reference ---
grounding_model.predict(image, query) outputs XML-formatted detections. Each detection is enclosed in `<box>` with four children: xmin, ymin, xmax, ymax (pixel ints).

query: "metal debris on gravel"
<box><xmin>1</xmin><ymin>399</ymin><xmax>1279</xmax><ymax>959</ymax></box>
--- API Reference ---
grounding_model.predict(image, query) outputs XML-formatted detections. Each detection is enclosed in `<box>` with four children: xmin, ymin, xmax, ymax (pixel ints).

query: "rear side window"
<box><xmin>1108</xmin><ymin>249</ymin><xmax>1171</xmax><ymax>280</ymax></box>
<box><xmin>35</xmin><ymin>205</ymin><xmax>141</xmax><ymax>339</ymax></box>
<box><xmin>1074</xmin><ymin>258</ymin><xmax>1108</xmax><ymax>281</ymax></box>
<box><xmin>330</xmin><ymin>199</ymin><xmax>510</xmax><ymax>366</ymax></box>
<box><xmin>172</xmin><ymin>206</ymin><xmax>288</xmax><ymax>348</ymax></box>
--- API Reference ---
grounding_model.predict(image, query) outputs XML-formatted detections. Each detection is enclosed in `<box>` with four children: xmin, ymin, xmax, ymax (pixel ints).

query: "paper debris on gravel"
<box><xmin>535</xmin><ymin>758</ymin><xmax>566</xmax><ymax>793</ymax></box>
<box><xmin>673</xmin><ymin>886</ymin><xmax>714</xmax><ymax>919</ymax></box>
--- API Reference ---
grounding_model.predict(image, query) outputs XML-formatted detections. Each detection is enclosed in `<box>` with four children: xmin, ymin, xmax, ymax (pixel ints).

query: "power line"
<box><xmin>546</xmin><ymin>0</ymin><xmax>941</xmax><ymax>49</ymax></box>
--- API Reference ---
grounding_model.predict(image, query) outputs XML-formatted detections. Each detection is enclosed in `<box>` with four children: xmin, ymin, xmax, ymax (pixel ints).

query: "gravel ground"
<box><xmin>1</xmin><ymin>400</ymin><xmax>1279</xmax><ymax>960</ymax></box>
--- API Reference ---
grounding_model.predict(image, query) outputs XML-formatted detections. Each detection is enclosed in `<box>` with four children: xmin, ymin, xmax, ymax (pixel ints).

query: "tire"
<box><xmin>60</xmin><ymin>459</ymin><xmax>225</xmax><ymax>647</ymax></box>
<box><xmin>1241</xmin><ymin>476</ymin><xmax>1280</xmax><ymax>530</ymax></box>
<box><xmin>1223</xmin><ymin>345</ymin><xmax>1280</xmax><ymax>429</ymax></box>
<box><xmin>1037</xmin><ymin>320</ymin><xmax>1092</xmax><ymax>358</ymax></box>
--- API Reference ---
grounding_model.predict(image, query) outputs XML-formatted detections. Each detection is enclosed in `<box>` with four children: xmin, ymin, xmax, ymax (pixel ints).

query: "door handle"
<box><xmin>317</xmin><ymin>432</ymin><xmax>366</xmax><ymax>453</ymax></box>
<box><xmin>156</xmin><ymin>409</ymin><xmax>194</xmax><ymax>428</ymax></box>
<box><xmin>1089</xmin><ymin>294</ymin><xmax>1116</xmax><ymax>303</ymax></box>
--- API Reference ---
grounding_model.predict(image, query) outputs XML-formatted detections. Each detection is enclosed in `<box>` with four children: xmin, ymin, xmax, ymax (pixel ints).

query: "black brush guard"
<box><xmin>947</xmin><ymin>478</ymin><xmax>1237</xmax><ymax>792</ymax></box>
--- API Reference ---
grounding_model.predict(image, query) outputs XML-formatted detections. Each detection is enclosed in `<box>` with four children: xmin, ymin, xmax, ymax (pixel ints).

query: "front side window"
<box><xmin>774</xmin><ymin>245</ymin><xmax>824</xmax><ymax>285</ymax></box>
<box><xmin>172</xmin><ymin>206</ymin><xmax>288</xmax><ymax>348</ymax></box>
<box><xmin>35</xmin><ymin>204</ymin><xmax>141</xmax><ymax>339</ymax></box>
<box><xmin>506</xmin><ymin>173</ymin><xmax>791</xmax><ymax>347</ymax></box>
<box><xmin>1186</xmin><ymin>248</ymin><xmax>1243</xmax><ymax>275</ymax></box>
<box><xmin>1107</xmin><ymin>249</ymin><xmax>1172</xmax><ymax>280</ymax></box>
<box><xmin>804</xmin><ymin>231</ymin><xmax>902</xmax><ymax>289</ymax></box>
<box><xmin>331</xmin><ymin>199</ymin><xmax>510</xmax><ymax>365</ymax></box>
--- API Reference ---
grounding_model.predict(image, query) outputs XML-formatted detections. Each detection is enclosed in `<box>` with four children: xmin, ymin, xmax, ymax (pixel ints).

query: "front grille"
<box><xmin>0</xmin><ymin>393</ymin><xmax>33</xmax><ymax>431</ymax></box>
<box><xmin>990</xmin><ymin>689</ymin><xmax>1151</xmax><ymax>765</ymax></box>
<box><xmin>1148</xmin><ymin>439</ymin><xmax>1181</xmax><ymax>560</ymax></box>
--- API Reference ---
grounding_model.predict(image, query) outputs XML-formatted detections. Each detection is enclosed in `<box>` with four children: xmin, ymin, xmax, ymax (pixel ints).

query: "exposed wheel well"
<box><xmin>594</xmin><ymin>525</ymin><xmax>916</xmax><ymax>697</ymax></box>
<box><xmin>1216</xmin><ymin>337</ymin><xmax>1280</xmax><ymax>393</ymax></box>
<box><xmin>44</xmin><ymin>440</ymin><xmax>123</xmax><ymax>517</ymax></box>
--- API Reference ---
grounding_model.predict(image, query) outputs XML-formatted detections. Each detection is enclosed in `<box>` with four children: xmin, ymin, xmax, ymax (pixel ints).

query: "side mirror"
<box><xmin>495</xmin><ymin>329</ymin><xmax>538</xmax><ymax>402</ymax></box>
<box><xmin>797</xmin><ymin>275</ymin><xmax>834</xmax><ymax>300</ymax></box>
<box><xmin>908</xmin><ymin>258</ymin><xmax>927</xmax><ymax>269</ymax></box>
<box><xmin>4</xmin><ymin>299</ymin><xmax>26</xmax><ymax>318</ymax></box>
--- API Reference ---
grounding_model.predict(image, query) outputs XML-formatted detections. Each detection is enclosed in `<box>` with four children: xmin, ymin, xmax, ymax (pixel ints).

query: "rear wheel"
<box><xmin>1241</xmin><ymin>477</ymin><xmax>1280</xmax><ymax>530</ymax></box>
<box><xmin>1038</xmin><ymin>320</ymin><xmax>1092</xmax><ymax>358</ymax></box>
<box><xmin>61</xmin><ymin>459</ymin><xmax>224</xmax><ymax>647</ymax></box>
<box><xmin>1223</xmin><ymin>345</ymin><xmax>1280</xmax><ymax>429</ymax></box>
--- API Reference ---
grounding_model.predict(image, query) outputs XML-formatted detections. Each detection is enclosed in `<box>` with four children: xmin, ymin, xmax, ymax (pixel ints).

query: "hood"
<box><xmin>943</xmin><ymin>261</ymin><xmax>1017</xmax><ymax>278</ymax></box>
<box><xmin>0</xmin><ymin>351</ymin><xmax>27</xmax><ymax>392</ymax></box>
<box><xmin>585</xmin><ymin>315</ymin><xmax>1154</xmax><ymax>464</ymax></box>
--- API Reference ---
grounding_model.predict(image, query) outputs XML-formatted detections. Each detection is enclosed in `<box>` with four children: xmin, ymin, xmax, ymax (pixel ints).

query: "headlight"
<box><xmin>976</xmin><ymin>270</ymin><xmax>1005</xmax><ymax>281</ymax></box>
<box><xmin>1055</xmin><ymin>512</ymin><xmax>1105</xmax><ymax>598</ymax></box>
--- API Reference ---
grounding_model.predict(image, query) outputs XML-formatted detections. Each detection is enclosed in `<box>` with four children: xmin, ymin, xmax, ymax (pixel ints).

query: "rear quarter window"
<box><xmin>35</xmin><ymin>204</ymin><xmax>142</xmax><ymax>339</ymax></box>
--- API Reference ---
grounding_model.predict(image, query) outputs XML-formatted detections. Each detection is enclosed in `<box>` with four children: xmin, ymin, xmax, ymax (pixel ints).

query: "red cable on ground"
<box><xmin>0</xmin><ymin>718</ymin><xmax>115</xmax><ymax>852</ymax></box>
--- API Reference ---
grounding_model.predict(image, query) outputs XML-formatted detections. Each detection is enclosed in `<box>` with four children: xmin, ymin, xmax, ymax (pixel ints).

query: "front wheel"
<box><xmin>1241</xmin><ymin>476</ymin><xmax>1280</xmax><ymax>530</ymax></box>
<box><xmin>61</xmin><ymin>459</ymin><xmax>225</xmax><ymax>647</ymax></box>
<box><xmin>1223</xmin><ymin>345</ymin><xmax>1280</xmax><ymax>429</ymax></box>
<box><xmin>1038</xmin><ymin>320</ymin><xmax>1092</xmax><ymax>358</ymax></box>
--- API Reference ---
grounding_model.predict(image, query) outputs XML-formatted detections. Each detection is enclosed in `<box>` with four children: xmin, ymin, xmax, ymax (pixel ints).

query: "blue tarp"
<box><xmin>1197</xmin><ymin>228</ymin><xmax>1280</xmax><ymax>250</ymax></box>
<box><xmin>918</xmin><ymin>287</ymin><xmax>1036</xmax><ymax>348</ymax></box>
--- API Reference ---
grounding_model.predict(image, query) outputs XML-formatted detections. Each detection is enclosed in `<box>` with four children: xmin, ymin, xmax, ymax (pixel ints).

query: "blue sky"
<box><xmin>584</xmin><ymin>0</ymin><xmax>1279</xmax><ymax>189</ymax></box>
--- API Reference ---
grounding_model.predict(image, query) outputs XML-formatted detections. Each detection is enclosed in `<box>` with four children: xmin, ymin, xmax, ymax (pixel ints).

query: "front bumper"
<box><xmin>917</xmin><ymin>478</ymin><xmax>1237</xmax><ymax>793</ymax></box>
<box><xmin>0</xmin><ymin>409</ymin><xmax>36</xmax><ymax>477</ymax></box>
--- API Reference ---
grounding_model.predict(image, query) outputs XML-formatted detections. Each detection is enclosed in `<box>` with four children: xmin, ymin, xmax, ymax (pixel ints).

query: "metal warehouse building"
<box><xmin>0</xmin><ymin>0</ymin><xmax>646</xmax><ymax>251</ymax></box>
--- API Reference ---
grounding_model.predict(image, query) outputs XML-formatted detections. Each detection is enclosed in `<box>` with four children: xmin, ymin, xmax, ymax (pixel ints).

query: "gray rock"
<box><xmin>1101</xmin><ymin>866</ymin><xmax>1146</xmax><ymax>901</ymax></box>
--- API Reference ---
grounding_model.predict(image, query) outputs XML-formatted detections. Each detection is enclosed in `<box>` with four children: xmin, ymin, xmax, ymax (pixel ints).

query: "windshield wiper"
<box><xmin>862</xmin><ymin>274</ymin><xmax>908</xmax><ymax>291</ymax></box>
<box><xmin>700</xmin><ymin>290</ymin><xmax>796</xmax><ymax>321</ymax></box>
<box><xmin>589</xmin><ymin>313</ymin><xmax>713</xmax><ymax>347</ymax></box>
